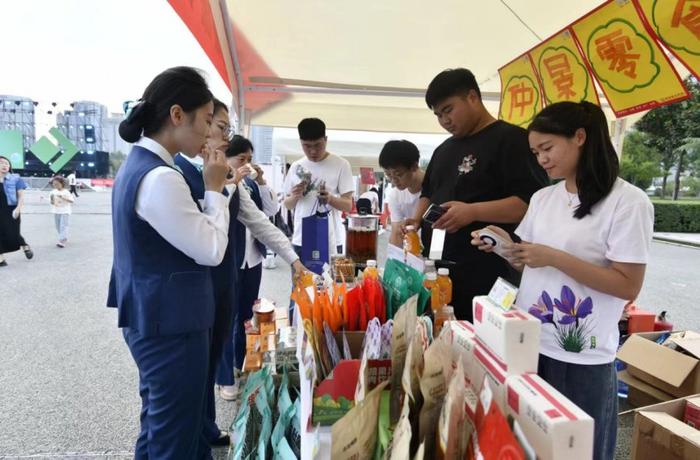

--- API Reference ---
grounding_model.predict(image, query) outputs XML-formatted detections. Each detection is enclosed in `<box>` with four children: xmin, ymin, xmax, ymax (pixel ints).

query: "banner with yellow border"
<box><xmin>498</xmin><ymin>54</ymin><xmax>543</xmax><ymax>128</ymax></box>
<box><xmin>571</xmin><ymin>0</ymin><xmax>688</xmax><ymax>117</ymax></box>
<box><xmin>634</xmin><ymin>0</ymin><xmax>700</xmax><ymax>79</ymax></box>
<box><xmin>528</xmin><ymin>29</ymin><xmax>601</xmax><ymax>106</ymax></box>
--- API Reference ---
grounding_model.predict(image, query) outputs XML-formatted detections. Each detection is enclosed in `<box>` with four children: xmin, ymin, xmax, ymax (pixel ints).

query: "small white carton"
<box><xmin>441</xmin><ymin>320</ymin><xmax>478</xmax><ymax>388</ymax></box>
<box><xmin>505</xmin><ymin>373</ymin><xmax>594</xmax><ymax>460</ymax></box>
<box><xmin>470</xmin><ymin>338</ymin><xmax>510</xmax><ymax>411</ymax></box>
<box><xmin>472</xmin><ymin>296</ymin><xmax>541</xmax><ymax>375</ymax></box>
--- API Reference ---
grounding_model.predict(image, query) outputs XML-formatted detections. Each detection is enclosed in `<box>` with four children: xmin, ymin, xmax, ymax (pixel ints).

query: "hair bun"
<box><xmin>118</xmin><ymin>100</ymin><xmax>152</xmax><ymax>143</ymax></box>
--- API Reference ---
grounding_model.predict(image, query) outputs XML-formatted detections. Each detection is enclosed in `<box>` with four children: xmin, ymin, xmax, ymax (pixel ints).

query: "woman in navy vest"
<box><xmin>0</xmin><ymin>155</ymin><xmax>34</xmax><ymax>266</ymax></box>
<box><xmin>106</xmin><ymin>66</ymin><xmax>230</xmax><ymax>459</ymax></box>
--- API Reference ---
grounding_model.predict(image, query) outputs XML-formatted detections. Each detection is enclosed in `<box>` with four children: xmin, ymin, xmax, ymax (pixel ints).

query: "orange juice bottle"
<box><xmin>404</xmin><ymin>225</ymin><xmax>421</xmax><ymax>256</ymax></box>
<box><xmin>364</xmin><ymin>259</ymin><xmax>378</xmax><ymax>279</ymax></box>
<box><xmin>424</xmin><ymin>270</ymin><xmax>437</xmax><ymax>291</ymax></box>
<box><xmin>436</xmin><ymin>268</ymin><xmax>452</xmax><ymax>307</ymax></box>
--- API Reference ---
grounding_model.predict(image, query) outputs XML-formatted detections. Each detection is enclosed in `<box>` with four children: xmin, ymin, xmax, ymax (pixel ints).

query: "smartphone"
<box><xmin>422</xmin><ymin>203</ymin><xmax>446</xmax><ymax>225</ymax></box>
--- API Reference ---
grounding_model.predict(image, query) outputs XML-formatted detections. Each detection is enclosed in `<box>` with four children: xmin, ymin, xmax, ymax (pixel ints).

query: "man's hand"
<box><xmin>432</xmin><ymin>201</ymin><xmax>475</xmax><ymax>233</ymax></box>
<box><xmin>291</xmin><ymin>259</ymin><xmax>308</xmax><ymax>275</ymax></box>
<box><xmin>290</xmin><ymin>182</ymin><xmax>306</xmax><ymax>199</ymax></box>
<box><xmin>11</xmin><ymin>207</ymin><xmax>20</xmax><ymax>219</ymax></box>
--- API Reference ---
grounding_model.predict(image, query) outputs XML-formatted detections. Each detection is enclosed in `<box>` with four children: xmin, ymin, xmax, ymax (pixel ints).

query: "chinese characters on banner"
<box><xmin>634</xmin><ymin>0</ymin><xmax>700</xmax><ymax>79</ymax></box>
<box><xmin>498</xmin><ymin>55</ymin><xmax>543</xmax><ymax>128</ymax></box>
<box><xmin>528</xmin><ymin>29</ymin><xmax>600</xmax><ymax>106</ymax></box>
<box><xmin>571</xmin><ymin>0</ymin><xmax>688</xmax><ymax>117</ymax></box>
<box><xmin>498</xmin><ymin>0</ymin><xmax>696</xmax><ymax>122</ymax></box>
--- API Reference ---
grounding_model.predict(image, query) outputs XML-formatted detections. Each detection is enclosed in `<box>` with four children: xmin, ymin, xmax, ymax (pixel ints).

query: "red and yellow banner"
<box><xmin>498</xmin><ymin>55</ymin><xmax>543</xmax><ymax>128</ymax></box>
<box><xmin>634</xmin><ymin>0</ymin><xmax>700</xmax><ymax>79</ymax></box>
<box><xmin>571</xmin><ymin>0</ymin><xmax>688</xmax><ymax>117</ymax></box>
<box><xmin>529</xmin><ymin>29</ymin><xmax>600</xmax><ymax>106</ymax></box>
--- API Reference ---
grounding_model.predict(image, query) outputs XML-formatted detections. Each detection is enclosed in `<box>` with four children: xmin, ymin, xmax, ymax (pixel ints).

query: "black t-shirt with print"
<box><xmin>421</xmin><ymin>120</ymin><xmax>548</xmax><ymax>318</ymax></box>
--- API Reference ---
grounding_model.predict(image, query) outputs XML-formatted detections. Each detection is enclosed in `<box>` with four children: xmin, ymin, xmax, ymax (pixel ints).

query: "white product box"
<box><xmin>505</xmin><ymin>373</ymin><xmax>594</xmax><ymax>460</ymax></box>
<box><xmin>470</xmin><ymin>339</ymin><xmax>510</xmax><ymax>412</ymax></box>
<box><xmin>442</xmin><ymin>320</ymin><xmax>479</xmax><ymax>388</ymax></box>
<box><xmin>472</xmin><ymin>296</ymin><xmax>541</xmax><ymax>375</ymax></box>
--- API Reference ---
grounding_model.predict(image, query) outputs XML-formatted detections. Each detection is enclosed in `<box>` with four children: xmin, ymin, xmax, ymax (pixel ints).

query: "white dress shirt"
<box><xmin>133</xmin><ymin>137</ymin><xmax>230</xmax><ymax>266</ymax></box>
<box><xmin>228</xmin><ymin>182</ymin><xmax>298</xmax><ymax>269</ymax></box>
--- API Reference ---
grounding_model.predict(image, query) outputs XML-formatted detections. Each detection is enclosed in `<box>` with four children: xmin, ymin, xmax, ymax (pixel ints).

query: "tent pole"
<box><xmin>218</xmin><ymin>0</ymin><xmax>246</xmax><ymax>133</ymax></box>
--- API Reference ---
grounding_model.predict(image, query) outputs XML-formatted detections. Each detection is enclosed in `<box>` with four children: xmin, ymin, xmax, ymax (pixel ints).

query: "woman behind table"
<box><xmin>106</xmin><ymin>66</ymin><xmax>230</xmax><ymax>459</ymax></box>
<box><xmin>0</xmin><ymin>155</ymin><xmax>34</xmax><ymax>266</ymax></box>
<box><xmin>472</xmin><ymin>101</ymin><xmax>653</xmax><ymax>460</ymax></box>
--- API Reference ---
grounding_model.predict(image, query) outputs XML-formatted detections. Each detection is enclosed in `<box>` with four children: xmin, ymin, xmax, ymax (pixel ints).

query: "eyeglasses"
<box><xmin>217</xmin><ymin>123</ymin><xmax>235</xmax><ymax>141</ymax></box>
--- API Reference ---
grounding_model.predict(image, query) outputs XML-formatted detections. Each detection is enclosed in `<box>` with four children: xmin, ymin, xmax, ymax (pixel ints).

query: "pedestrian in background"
<box><xmin>49</xmin><ymin>175</ymin><xmax>74</xmax><ymax>248</ymax></box>
<box><xmin>67</xmin><ymin>170</ymin><xmax>79</xmax><ymax>197</ymax></box>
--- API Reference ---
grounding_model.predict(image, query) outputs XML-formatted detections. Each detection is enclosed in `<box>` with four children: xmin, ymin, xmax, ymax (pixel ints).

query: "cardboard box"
<box><xmin>505</xmin><ymin>373</ymin><xmax>594</xmax><ymax>460</ymax></box>
<box><xmin>631</xmin><ymin>395</ymin><xmax>700</xmax><ymax>460</ymax></box>
<box><xmin>617</xmin><ymin>331</ymin><xmax>700</xmax><ymax>398</ymax></box>
<box><xmin>619</xmin><ymin>369</ymin><xmax>675</xmax><ymax>408</ymax></box>
<box><xmin>472</xmin><ymin>296</ymin><xmax>540</xmax><ymax>375</ymax></box>
<box><xmin>685</xmin><ymin>396</ymin><xmax>700</xmax><ymax>428</ymax></box>
<box><xmin>443</xmin><ymin>320</ymin><xmax>478</xmax><ymax>387</ymax></box>
<box><xmin>260</xmin><ymin>321</ymin><xmax>276</xmax><ymax>336</ymax></box>
<box><xmin>311</xmin><ymin>331</ymin><xmax>391</xmax><ymax>426</ymax></box>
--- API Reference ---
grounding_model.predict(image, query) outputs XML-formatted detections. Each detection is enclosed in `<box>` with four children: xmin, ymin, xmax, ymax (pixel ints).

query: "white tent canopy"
<box><xmin>202</xmin><ymin>0</ymin><xmax>610</xmax><ymax>133</ymax></box>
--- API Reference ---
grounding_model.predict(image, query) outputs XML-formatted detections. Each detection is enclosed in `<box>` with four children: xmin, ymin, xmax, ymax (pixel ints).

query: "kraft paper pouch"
<box><xmin>390</xmin><ymin>295</ymin><xmax>418</xmax><ymax>425</ymax></box>
<box><xmin>331</xmin><ymin>380</ymin><xmax>389</xmax><ymax>460</ymax></box>
<box><xmin>388</xmin><ymin>395</ymin><xmax>413</xmax><ymax>460</ymax></box>
<box><xmin>401</xmin><ymin>321</ymin><xmax>428</xmax><ymax>403</ymax></box>
<box><xmin>417</xmin><ymin>338</ymin><xmax>452</xmax><ymax>458</ymax></box>
<box><xmin>436</xmin><ymin>361</ymin><xmax>466</xmax><ymax>460</ymax></box>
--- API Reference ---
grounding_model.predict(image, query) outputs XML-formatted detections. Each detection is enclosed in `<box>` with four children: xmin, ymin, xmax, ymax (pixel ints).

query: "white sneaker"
<box><xmin>219</xmin><ymin>384</ymin><xmax>237</xmax><ymax>401</ymax></box>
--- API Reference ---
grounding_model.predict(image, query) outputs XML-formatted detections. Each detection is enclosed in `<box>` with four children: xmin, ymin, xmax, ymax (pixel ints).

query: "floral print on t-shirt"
<box><xmin>529</xmin><ymin>285</ymin><xmax>596</xmax><ymax>353</ymax></box>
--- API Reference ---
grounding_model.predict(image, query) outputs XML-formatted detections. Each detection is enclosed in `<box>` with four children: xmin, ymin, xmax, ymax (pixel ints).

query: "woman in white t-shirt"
<box><xmin>49</xmin><ymin>176</ymin><xmax>74</xmax><ymax>248</ymax></box>
<box><xmin>472</xmin><ymin>101</ymin><xmax>653</xmax><ymax>460</ymax></box>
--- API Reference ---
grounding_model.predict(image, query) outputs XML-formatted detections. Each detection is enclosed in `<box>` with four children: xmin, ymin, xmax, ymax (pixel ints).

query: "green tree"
<box><xmin>636</xmin><ymin>76</ymin><xmax>700</xmax><ymax>200</ymax></box>
<box><xmin>620</xmin><ymin>131</ymin><xmax>661</xmax><ymax>190</ymax></box>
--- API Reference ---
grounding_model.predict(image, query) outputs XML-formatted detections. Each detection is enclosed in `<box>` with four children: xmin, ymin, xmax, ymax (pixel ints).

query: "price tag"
<box><xmin>487</xmin><ymin>277</ymin><xmax>518</xmax><ymax>310</ymax></box>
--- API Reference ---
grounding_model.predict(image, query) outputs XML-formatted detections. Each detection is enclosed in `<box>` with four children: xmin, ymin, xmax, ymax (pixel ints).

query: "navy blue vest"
<box><xmin>106</xmin><ymin>146</ymin><xmax>215</xmax><ymax>336</ymax></box>
<box><xmin>175</xmin><ymin>154</ymin><xmax>241</xmax><ymax>298</ymax></box>
<box><xmin>241</xmin><ymin>176</ymin><xmax>267</xmax><ymax>262</ymax></box>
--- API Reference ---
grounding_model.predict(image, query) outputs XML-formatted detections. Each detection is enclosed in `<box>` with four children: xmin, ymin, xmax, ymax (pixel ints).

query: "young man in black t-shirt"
<box><xmin>408</xmin><ymin>68</ymin><xmax>548</xmax><ymax>321</ymax></box>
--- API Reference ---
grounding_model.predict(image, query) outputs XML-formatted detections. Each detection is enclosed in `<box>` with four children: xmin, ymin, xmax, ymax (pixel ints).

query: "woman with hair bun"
<box><xmin>106</xmin><ymin>66</ymin><xmax>230</xmax><ymax>459</ymax></box>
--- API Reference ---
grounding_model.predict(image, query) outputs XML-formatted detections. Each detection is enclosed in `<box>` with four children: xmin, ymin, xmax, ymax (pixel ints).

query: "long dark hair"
<box><xmin>119</xmin><ymin>66</ymin><xmax>213</xmax><ymax>143</ymax></box>
<box><xmin>528</xmin><ymin>101</ymin><xmax>619</xmax><ymax>219</ymax></box>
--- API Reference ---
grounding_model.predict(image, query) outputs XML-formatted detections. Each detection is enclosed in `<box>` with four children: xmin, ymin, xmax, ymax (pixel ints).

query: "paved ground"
<box><xmin>1</xmin><ymin>191</ymin><xmax>698</xmax><ymax>459</ymax></box>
